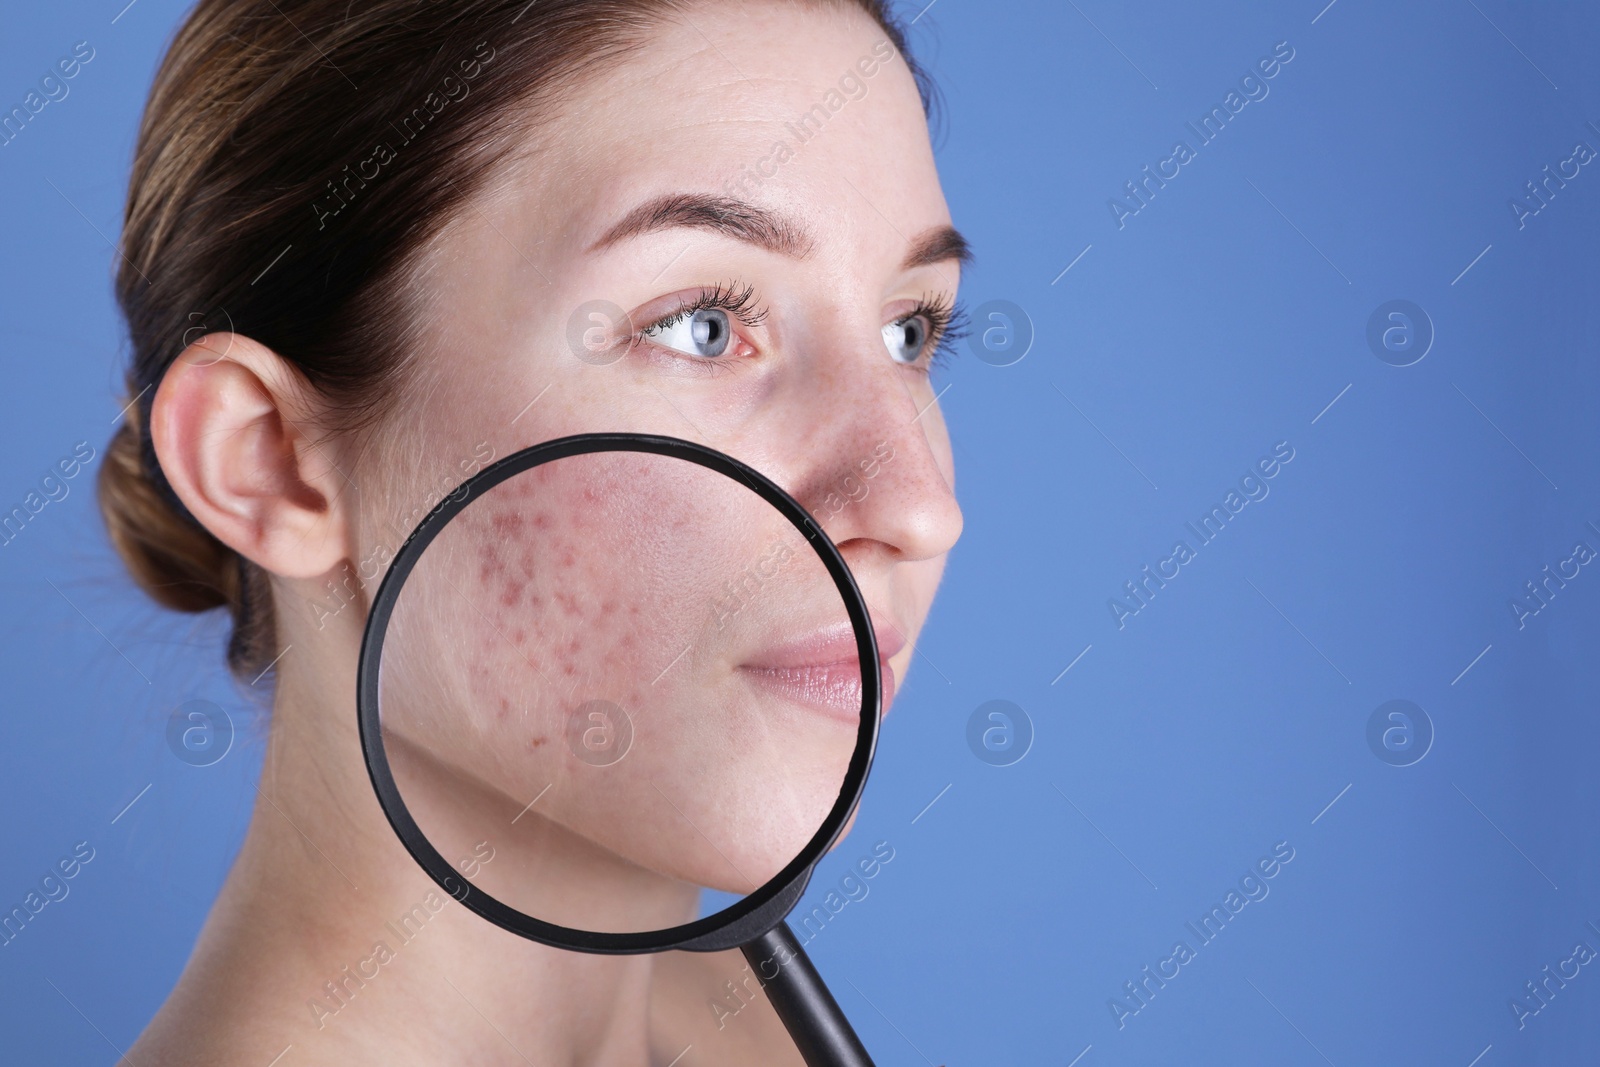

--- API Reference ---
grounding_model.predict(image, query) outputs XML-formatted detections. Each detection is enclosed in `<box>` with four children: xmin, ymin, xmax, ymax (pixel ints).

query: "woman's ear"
<box><xmin>150</xmin><ymin>332</ymin><xmax>351</xmax><ymax>580</ymax></box>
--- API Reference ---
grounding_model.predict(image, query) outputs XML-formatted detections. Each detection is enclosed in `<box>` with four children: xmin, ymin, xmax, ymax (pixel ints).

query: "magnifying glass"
<box><xmin>357</xmin><ymin>432</ymin><xmax>884</xmax><ymax>1066</ymax></box>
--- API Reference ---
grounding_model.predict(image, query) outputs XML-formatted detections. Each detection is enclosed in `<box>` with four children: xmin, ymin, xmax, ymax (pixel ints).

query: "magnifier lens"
<box><xmin>373</xmin><ymin>447</ymin><xmax>866</xmax><ymax>937</ymax></box>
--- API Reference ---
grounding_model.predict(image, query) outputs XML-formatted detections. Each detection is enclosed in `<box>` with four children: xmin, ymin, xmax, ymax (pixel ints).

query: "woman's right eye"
<box><xmin>640</xmin><ymin>307</ymin><xmax>734</xmax><ymax>359</ymax></box>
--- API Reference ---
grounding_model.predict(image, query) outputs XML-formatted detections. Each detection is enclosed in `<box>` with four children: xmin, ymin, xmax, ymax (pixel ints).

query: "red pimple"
<box><xmin>478</xmin><ymin>540</ymin><xmax>510</xmax><ymax>582</ymax></box>
<box><xmin>491</xmin><ymin>512</ymin><xmax>526</xmax><ymax>536</ymax></box>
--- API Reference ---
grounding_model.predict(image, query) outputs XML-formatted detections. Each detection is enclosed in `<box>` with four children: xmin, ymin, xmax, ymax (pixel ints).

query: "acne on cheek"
<box><xmin>459</xmin><ymin>454</ymin><xmax>742</xmax><ymax>764</ymax></box>
<box><xmin>482</xmin><ymin>512</ymin><xmax>543</xmax><ymax>610</ymax></box>
<box><xmin>465</xmin><ymin>475</ymin><xmax>648</xmax><ymax>736</ymax></box>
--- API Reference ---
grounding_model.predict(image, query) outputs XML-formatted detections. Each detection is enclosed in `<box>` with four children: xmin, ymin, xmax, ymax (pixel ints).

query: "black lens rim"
<box><xmin>356</xmin><ymin>432</ymin><xmax>881</xmax><ymax>954</ymax></box>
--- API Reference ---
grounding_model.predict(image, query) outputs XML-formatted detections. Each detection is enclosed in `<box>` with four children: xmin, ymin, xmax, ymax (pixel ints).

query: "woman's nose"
<box><xmin>789</xmin><ymin>349</ymin><xmax>964</xmax><ymax>567</ymax></box>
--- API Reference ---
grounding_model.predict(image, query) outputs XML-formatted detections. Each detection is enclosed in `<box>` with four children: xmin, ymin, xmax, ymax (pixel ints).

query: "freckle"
<box><xmin>497</xmin><ymin>696</ymin><xmax>511</xmax><ymax>721</ymax></box>
<box><xmin>528</xmin><ymin>735</ymin><xmax>547</xmax><ymax>748</ymax></box>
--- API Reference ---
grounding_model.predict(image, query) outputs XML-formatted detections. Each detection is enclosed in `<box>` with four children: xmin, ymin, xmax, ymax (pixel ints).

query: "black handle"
<box><xmin>741</xmin><ymin>921</ymin><xmax>876</xmax><ymax>1067</ymax></box>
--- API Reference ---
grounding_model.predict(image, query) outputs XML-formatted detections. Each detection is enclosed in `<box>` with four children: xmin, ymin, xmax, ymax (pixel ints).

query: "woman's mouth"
<box><xmin>739</xmin><ymin>619</ymin><xmax>903</xmax><ymax>723</ymax></box>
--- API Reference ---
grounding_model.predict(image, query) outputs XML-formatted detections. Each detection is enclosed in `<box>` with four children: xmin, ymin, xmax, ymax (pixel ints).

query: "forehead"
<box><xmin>489</xmin><ymin>3</ymin><xmax>948</xmax><ymax>268</ymax></box>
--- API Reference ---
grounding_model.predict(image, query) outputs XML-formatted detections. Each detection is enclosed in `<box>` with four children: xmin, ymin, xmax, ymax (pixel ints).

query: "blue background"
<box><xmin>3</xmin><ymin>1</ymin><xmax>1598</xmax><ymax>1064</ymax></box>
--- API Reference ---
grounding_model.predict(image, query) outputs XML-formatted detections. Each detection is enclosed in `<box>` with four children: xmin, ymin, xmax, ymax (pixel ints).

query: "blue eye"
<box><xmin>642</xmin><ymin>307</ymin><xmax>733</xmax><ymax>358</ymax></box>
<box><xmin>882</xmin><ymin>314</ymin><xmax>931</xmax><ymax>365</ymax></box>
<box><xmin>883</xmin><ymin>294</ymin><xmax>966</xmax><ymax>371</ymax></box>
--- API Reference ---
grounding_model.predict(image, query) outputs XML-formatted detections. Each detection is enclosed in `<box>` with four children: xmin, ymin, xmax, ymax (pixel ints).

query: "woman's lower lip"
<box><xmin>739</xmin><ymin>657</ymin><xmax>896</xmax><ymax>723</ymax></box>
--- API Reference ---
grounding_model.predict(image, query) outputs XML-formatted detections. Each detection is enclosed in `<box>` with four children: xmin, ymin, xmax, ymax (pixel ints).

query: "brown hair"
<box><xmin>99</xmin><ymin>0</ymin><xmax>932</xmax><ymax>681</ymax></box>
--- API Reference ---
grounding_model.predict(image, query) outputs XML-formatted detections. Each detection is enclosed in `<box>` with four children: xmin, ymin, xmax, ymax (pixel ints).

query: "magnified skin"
<box><xmin>379</xmin><ymin>451</ymin><xmax>862</xmax><ymax>932</ymax></box>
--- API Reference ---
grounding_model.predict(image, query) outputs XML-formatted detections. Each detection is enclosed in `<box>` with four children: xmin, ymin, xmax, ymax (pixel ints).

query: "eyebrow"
<box><xmin>591</xmin><ymin>193</ymin><xmax>814</xmax><ymax>257</ymax></box>
<box><xmin>589</xmin><ymin>191</ymin><xmax>972</xmax><ymax>273</ymax></box>
<box><xmin>902</xmin><ymin>223</ymin><xmax>973</xmax><ymax>271</ymax></box>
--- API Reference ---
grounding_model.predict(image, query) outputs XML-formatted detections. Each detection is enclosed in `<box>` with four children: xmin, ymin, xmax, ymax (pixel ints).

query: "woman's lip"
<box><xmin>739</xmin><ymin>657</ymin><xmax>896</xmax><ymax>723</ymax></box>
<box><xmin>739</xmin><ymin>618</ymin><xmax>905</xmax><ymax>671</ymax></box>
<box><xmin>738</xmin><ymin>616</ymin><xmax>903</xmax><ymax>722</ymax></box>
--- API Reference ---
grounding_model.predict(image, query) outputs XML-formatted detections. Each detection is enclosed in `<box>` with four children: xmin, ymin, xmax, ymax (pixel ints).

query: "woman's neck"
<box><xmin>129</xmin><ymin>639</ymin><xmax>660</xmax><ymax>1066</ymax></box>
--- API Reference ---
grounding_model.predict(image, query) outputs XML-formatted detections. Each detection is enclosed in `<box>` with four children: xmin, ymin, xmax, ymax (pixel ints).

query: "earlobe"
<box><xmin>150</xmin><ymin>333</ymin><xmax>350</xmax><ymax>581</ymax></box>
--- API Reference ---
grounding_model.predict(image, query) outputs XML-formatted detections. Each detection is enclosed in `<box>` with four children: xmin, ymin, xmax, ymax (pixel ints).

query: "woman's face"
<box><xmin>360</xmin><ymin>2</ymin><xmax>964</xmax><ymax>930</ymax></box>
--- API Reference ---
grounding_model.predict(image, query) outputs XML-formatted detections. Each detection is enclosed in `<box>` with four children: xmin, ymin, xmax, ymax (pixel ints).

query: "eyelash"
<box><xmin>633</xmin><ymin>281</ymin><xmax>769</xmax><ymax>342</ymax></box>
<box><xmin>632</xmin><ymin>279</ymin><xmax>968</xmax><ymax>372</ymax></box>
<box><xmin>906</xmin><ymin>290</ymin><xmax>970</xmax><ymax>373</ymax></box>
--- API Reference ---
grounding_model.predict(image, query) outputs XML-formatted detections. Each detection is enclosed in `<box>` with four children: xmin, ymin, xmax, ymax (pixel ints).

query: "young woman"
<box><xmin>101</xmin><ymin>1</ymin><xmax>966</xmax><ymax>1062</ymax></box>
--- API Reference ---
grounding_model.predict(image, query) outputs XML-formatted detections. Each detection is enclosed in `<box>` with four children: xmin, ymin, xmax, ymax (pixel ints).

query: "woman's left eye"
<box><xmin>882</xmin><ymin>314</ymin><xmax>933</xmax><ymax>365</ymax></box>
<box><xmin>641</xmin><ymin>307</ymin><xmax>734</xmax><ymax>358</ymax></box>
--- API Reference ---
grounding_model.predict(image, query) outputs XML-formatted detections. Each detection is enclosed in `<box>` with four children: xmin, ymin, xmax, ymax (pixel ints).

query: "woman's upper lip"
<box><xmin>739</xmin><ymin>614</ymin><xmax>905</xmax><ymax>670</ymax></box>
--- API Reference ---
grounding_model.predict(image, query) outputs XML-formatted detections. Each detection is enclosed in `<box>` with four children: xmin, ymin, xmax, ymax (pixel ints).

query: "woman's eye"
<box><xmin>641</xmin><ymin>307</ymin><xmax>733</xmax><ymax>358</ymax></box>
<box><xmin>882</xmin><ymin>314</ymin><xmax>931</xmax><ymax>365</ymax></box>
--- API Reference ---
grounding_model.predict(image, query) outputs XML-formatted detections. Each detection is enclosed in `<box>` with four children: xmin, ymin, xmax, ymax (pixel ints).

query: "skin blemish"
<box><xmin>491</xmin><ymin>512</ymin><xmax>526</xmax><ymax>537</ymax></box>
<box><xmin>476</xmin><ymin>532</ymin><xmax>512</xmax><ymax>584</ymax></box>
